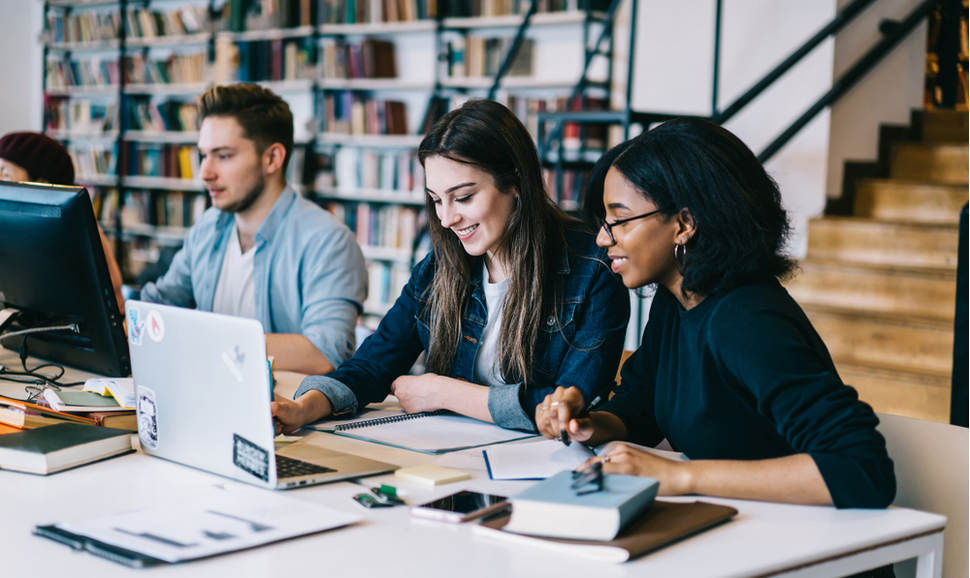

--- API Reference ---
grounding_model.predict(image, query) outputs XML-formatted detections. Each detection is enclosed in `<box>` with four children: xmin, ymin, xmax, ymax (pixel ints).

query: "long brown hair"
<box><xmin>418</xmin><ymin>100</ymin><xmax>574</xmax><ymax>384</ymax></box>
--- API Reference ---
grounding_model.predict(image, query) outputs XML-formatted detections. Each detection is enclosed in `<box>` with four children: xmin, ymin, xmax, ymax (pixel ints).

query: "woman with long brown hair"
<box><xmin>272</xmin><ymin>100</ymin><xmax>629</xmax><ymax>432</ymax></box>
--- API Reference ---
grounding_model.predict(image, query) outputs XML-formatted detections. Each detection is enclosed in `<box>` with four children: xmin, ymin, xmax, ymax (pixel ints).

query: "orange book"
<box><xmin>0</xmin><ymin>395</ymin><xmax>98</xmax><ymax>429</ymax></box>
<box><xmin>0</xmin><ymin>423</ymin><xmax>24</xmax><ymax>436</ymax></box>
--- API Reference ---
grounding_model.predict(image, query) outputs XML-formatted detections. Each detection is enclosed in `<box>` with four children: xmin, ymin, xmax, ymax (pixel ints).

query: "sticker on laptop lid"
<box><xmin>127</xmin><ymin>308</ymin><xmax>145</xmax><ymax>346</ymax></box>
<box><xmin>146</xmin><ymin>310</ymin><xmax>165</xmax><ymax>342</ymax></box>
<box><xmin>222</xmin><ymin>345</ymin><xmax>246</xmax><ymax>383</ymax></box>
<box><xmin>233</xmin><ymin>434</ymin><xmax>270</xmax><ymax>482</ymax></box>
<box><xmin>136</xmin><ymin>385</ymin><xmax>159</xmax><ymax>450</ymax></box>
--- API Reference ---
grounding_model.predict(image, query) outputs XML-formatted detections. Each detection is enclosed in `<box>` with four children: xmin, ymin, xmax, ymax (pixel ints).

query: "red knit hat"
<box><xmin>0</xmin><ymin>132</ymin><xmax>76</xmax><ymax>186</ymax></box>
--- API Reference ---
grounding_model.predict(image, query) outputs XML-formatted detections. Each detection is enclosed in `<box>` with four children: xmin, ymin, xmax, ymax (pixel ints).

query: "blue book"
<box><xmin>505</xmin><ymin>470</ymin><xmax>659</xmax><ymax>541</ymax></box>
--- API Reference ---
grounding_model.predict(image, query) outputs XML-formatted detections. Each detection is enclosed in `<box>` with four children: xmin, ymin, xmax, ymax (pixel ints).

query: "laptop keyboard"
<box><xmin>275</xmin><ymin>454</ymin><xmax>337</xmax><ymax>478</ymax></box>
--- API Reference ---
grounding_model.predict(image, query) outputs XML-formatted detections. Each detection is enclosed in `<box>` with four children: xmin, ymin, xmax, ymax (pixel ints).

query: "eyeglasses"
<box><xmin>571</xmin><ymin>461</ymin><xmax>604</xmax><ymax>496</ymax></box>
<box><xmin>595</xmin><ymin>209</ymin><xmax>662</xmax><ymax>246</ymax></box>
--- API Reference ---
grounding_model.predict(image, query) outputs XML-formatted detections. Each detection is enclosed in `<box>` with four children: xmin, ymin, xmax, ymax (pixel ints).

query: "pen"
<box><xmin>561</xmin><ymin>394</ymin><xmax>599</xmax><ymax>447</ymax></box>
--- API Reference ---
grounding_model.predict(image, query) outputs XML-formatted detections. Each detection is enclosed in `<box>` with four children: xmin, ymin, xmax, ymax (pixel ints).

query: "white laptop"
<box><xmin>125</xmin><ymin>300</ymin><xmax>397</xmax><ymax>489</ymax></box>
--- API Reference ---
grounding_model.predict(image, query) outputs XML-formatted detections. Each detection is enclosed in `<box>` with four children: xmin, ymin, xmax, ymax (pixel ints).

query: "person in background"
<box><xmin>272</xmin><ymin>100</ymin><xmax>629</xmax><ymax>433</ymax></box>
<box><xmin>0</xmin><ymin>131</ymin><xmax>125</xmax><ymax>314</ymax></box>
<box><xmin>139</xmin><ymin>84</ymin><xmax>366</xmax><ymax>375</ymax></box>
<box><xmin>537</xmin><ymin>118</ymin><xmax>897</xmax><ymax>512</ymax></box>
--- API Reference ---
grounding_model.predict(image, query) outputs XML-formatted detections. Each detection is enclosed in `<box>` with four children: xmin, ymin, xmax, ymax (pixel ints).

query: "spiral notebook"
<box><xmin>327</xmin><ymin>410</ymin><xmax>536</xmax><ymax>455</ymax></box>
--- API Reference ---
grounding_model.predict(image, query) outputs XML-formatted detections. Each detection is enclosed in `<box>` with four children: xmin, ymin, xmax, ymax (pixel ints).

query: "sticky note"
<box><xmin>394</xmin><ymin>464</ymin><xmax>471</xmax><ymax>486</ymax></box>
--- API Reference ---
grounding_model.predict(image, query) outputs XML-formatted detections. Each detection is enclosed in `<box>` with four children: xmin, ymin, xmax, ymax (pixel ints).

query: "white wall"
<box><xmin>0</xmin><ymin>0</ymin><xmax>44</xmax><ymax>135</ymax></box>
<box><xmin>613</xmin><ymin>0</ymin><xmax>838</xmax><ymax>260</ymax></box>
<box><xmin>827</xmin><ymin>0</ymin><xmax>927</xmax><ymax>199</ymax></box>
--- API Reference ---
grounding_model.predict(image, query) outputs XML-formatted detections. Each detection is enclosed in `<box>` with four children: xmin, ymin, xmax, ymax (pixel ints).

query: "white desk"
<box><xmin>0</xmin><ymin>350</ymin><xmax>946</xmax><ymax>577</ymax></box>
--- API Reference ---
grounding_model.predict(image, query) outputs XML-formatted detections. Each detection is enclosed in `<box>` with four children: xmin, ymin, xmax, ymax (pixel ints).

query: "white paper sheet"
<box><xmin>58</xmin><ymin>487</ymin><xmax>361</xmax><ymax>563</ymax></box>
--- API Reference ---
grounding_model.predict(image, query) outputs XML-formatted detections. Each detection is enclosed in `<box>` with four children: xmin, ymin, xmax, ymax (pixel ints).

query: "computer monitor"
<box><xmin>0</xmin><ymin>181</ymin><xmax>129</xmax><ymax>376</ymax></box>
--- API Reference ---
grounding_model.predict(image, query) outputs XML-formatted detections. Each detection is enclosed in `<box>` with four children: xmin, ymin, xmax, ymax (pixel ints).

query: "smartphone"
<box><xmin>410</xmin><ymin>491</ymin><xmax>509</xmax><ymax>523</ymax></box>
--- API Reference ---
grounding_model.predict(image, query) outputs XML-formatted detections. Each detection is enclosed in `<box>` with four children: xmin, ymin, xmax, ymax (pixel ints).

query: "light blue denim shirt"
<box><xmin>140</xmin><ymin>185</ymin><xmax>367</xmax><ymax>366</ymax></box>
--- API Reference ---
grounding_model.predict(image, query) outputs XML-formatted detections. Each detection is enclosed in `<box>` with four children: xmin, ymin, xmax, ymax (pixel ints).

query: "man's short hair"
<box><xmin>198</xmin><ymin>84</ymin><xmax>294</xmax><ymax>172</ymax></box>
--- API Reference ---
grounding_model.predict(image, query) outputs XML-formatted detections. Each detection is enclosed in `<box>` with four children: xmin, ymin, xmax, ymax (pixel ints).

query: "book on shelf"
<box><xmin>0</xmin><ymin>422</ymin><xmax>132</xmax><ymax>475</ymax></box>
<box><xmin>46</xmin><ymin>56</ymin><xmax>120</xmax><ymax>89</ymax></box>
<box><xmin>327</xmin><ymin>202</ymin><xmax>420</xmax><ymax>252</ymax></box>
<box><xmin>68</xmin><ymin>142</ymin><xmax>118</xmax><ymax>177</ymax></box>
<box><xmin>445</xmin><ymin>35</ymin><xmax>533</xmax><ymax>78</ymax></box>
<box><xmin>126</xmin><ymin>97</ymin><xmax>199</xmax><ymax>133</ymax></box>
<box><xmin>366</xmin><ymin>260</ymin><xmax>413</xmax><ymax>307</ymax></box>
<box><xmin>319</xmin><ymin>0</ymin><xmax>437</xmax><ymax>24</ymax></box>
<box><xmin>121</xmin><ymin>189</ymin><xmax>207</xmax><ymax>230</ymax></box>
<box><xmin>45</xmin><ymin>10</ymin><xmax>121</xmax><ymax>45</ymax></box>
<box><xmin>214</xmin><ymin>37</ymin><xmax>315</xmax><ymax>84</ymax></box>
<box><xmin>125</xmin><ymin>143</ymin><xmax>201</xmax><ymax>180</ymax></box>
<box><xmin>124</xmin><ymin>52</ymin><xmax>207</xmax><ymax>85</ymax></box>
<box><xmin>123</xmin><ymin>5</ymin><xmax>209</xmax><ymax>39</ymax></box>
<box><xmin>325</xmin><ymin>147</ymin><xmax>423</xmax><ymax>192</ymax></box>
<box><xmin>222</xmin><ymin>0</ymin><xmax>316</xmax><ymax>32</ymax></box>
<box><xmin>45</xmin><ymin>96</ymin><xmax>119</xmax><ymax>134</ymax></box>
<box><xmin>441</xmin><ymin>0</ymin><xmax>599</xmax><ymax>18</ymax></box>
<box><xmin>543</xmin><ymin>166</ymin><xmax>589</xmax><ymax>210</ymax></box>
<box><xmin>320</xmin><ymin>92</ymin><xmax>409</xmax><ymax>136</ymax></box>
<box><xmin>320</xmin><ymin>39</ymin><xmax>397</xmax><ymax>79</ymax></box>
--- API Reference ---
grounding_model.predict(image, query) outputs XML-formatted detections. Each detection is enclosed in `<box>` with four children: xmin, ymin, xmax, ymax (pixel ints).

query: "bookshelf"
<box><xmin>39</xmin><ymin>0</ymin><xmax>621</xmax><ymax>322</ymax></box>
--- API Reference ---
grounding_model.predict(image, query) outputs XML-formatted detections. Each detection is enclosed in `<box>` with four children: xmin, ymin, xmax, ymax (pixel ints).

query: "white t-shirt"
<box><xmin>212</xmin><ymin>224</ymin><xmax>257</xmax><ymax>320</ymax></box>
<box><xmin>473</xmin><ymin>261</ymin><xmax>510</xmax><ymax>387</ymax></box>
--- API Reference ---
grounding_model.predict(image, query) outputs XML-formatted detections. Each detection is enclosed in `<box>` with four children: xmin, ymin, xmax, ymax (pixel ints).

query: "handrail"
<box><xmin>757</xmin><ymin>0</ymin><xmax>935</xmax><ymax>162</ymax></box>
<box><xmin>712</xmin><ymin>0</ymin><xmax>877</xmax><ymax>125</ymax></box>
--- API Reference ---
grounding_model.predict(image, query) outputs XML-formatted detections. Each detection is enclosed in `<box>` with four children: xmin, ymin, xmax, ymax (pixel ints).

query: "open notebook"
<box><xmin>325</xmin><ymin>410</ymin><xmax>536</xmax><ymax>454</ymax></box>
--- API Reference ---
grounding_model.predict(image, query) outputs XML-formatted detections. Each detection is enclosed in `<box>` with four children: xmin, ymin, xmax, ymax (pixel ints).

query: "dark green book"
<box><xmin>0</xmin><ymin>422</ymin><xmax>132</xmax><ymax>475</ymax></box>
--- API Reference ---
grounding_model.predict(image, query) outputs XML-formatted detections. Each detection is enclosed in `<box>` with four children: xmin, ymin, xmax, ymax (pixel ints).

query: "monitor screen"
<box><xmin>0</xmin><ymin>181</ymin><xmax>129</xmax><ymax>376</ymax></box>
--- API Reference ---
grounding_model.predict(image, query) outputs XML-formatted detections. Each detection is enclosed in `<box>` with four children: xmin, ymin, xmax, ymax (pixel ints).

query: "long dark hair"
<box><xmin>417</xmin><ymin>100</ymin><xmax>573</xmax><ymax>383</ymax></box>
<box><xmin>587</xmin><ymin>118</ymin><xmax>795</xmax><ymax>297</ymax></box>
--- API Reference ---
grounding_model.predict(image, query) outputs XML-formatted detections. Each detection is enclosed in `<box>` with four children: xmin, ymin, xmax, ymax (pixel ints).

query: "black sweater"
<box><xmin>598</xmin><ymin>278</ymin><xmax>896</xmax><ymax>509</ymax></box>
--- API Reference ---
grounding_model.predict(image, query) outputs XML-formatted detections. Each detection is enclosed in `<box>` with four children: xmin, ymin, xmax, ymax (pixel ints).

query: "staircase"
<box><xmin>786</xmin><ymin>110</ymin><xmax>968</xmax><ymax>423</ymax></box>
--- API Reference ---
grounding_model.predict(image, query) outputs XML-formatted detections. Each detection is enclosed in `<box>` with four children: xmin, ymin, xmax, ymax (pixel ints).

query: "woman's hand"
<box><xmin>270</xmin><ymin>390</ymin><xmax>333</xmax><ymax>435</ymax></box>
<box><xmin>390</xmin><ymin>374</ymin><xmax>449</xmax><ymax>414</ymax></box>
<box><xmin>578</xmin><ymin>443</ymin><xmax>691</xmax><ymax>495</ymax></box>
<box><xmin>535</xmin><ymin>387</ymin><xmax>594</xmax><ymax>443</ymax></box>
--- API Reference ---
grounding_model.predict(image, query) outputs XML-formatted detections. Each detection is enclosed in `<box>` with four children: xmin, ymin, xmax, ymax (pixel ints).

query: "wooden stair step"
<box><xmin>786</xmin><ymin>260</ymin><xmax>957</xmax><ymax>322</ymax></box>
<box><xmin>803</xmin><ymin>305</ymin><xmax>954</xmax><ymax>377</ymax></box>
<box><xmin>837</xmin><ymin>362</ymin><xmax>951</xmax><ymax>424</ymax></box>
<box><xmin>854</xmin><ymin>179</ymin><xmax>968</xmax><ymax>225</ymax></box>
<box><xmin>920</xmin><ymin>110</ymin><xmax>969</xmax><ymax>144</ymax></box>
<box><xmin>889</xmin><ymin>143</ymin><xmax>969</xmax><ymax>185</ymax></box>
<box><xmin>806</xmin><ymin>217</ymin><xmax>959</xmax><ymax>269</ymax></box>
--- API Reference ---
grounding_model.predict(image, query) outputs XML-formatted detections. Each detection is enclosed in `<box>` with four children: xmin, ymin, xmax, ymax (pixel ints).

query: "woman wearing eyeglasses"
<box><xmin>272</xmin><ymin>100</ymin><xmax>629</xmax><ymax>433</ymax></box>
<box><xmin>536</xmin><ymin>118</ymin><xmax>896</xmax><ymax>510</ymax></box>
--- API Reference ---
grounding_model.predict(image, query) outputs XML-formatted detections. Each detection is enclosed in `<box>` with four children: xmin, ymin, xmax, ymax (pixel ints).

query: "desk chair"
<box><xmin>876</xmin><ymin>413</ymin><xmax>969</xmax><ymax>578</ymax></box>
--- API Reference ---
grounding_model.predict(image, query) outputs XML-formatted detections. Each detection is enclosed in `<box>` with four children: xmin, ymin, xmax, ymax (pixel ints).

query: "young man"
<box><xmin>0</xmin><ymin>131</ymin><xmax>125</xmax><ymax>313</ymax></box>
<box><xmin>140</xmin><ymin>84</ymin><xmax>367</xmax><ymax>375</ymax></box>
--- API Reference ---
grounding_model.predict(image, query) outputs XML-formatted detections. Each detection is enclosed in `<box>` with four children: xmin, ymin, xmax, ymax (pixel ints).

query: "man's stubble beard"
<box><xmin>221</xmin><ymin>173</ymin><xmax>265</xmax><ymax>214</ymax></box>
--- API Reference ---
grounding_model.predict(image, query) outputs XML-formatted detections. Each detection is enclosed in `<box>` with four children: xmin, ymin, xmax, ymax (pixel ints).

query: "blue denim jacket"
<box><xmin>295</xmin><ymin>223</ymin><xmax>630</xmax><ymax>431</ymax></box>
<box><xmin>140</xmin><ymin>185</ymin><xmax>368</xmax><ymax>366</ymax></box>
